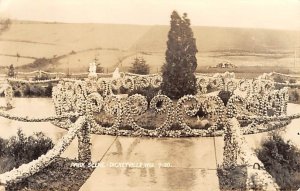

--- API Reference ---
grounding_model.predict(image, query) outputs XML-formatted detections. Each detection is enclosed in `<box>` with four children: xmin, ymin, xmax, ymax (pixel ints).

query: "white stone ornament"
<box><xmin>88</xmin><ymin>62</ymin><xmax>97</xmax><ymax>78</ymax></box>
<box><xmin>112</xmin><ymin>67</ymin><xmax>121</xmax><ymax>79</ymax></box>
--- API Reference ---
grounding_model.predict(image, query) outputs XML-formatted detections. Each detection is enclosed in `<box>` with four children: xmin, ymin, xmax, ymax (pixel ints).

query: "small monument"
<box><xmin>112</xmin><ymin>67</ymin><xmax>121</xmax><ymax>79</ymax></box>
<box><xmin>88</xmin><ymin>62</ymin><xmax>97</xmax><ymax>79</ymax></box>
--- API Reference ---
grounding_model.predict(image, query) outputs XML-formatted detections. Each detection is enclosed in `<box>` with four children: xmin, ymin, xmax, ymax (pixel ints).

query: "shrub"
<box><xmin>256</xmin><ymin>133</ymin><xmax>300</xmax><ymax>190</ymax></box>
<box><xmin>2</xmin><ymin>129</ymin><xmax>54</xmax><ymax>169</ymax></box>
<box><xmin>0</xmin><ymin>18</ymin><xmax>11</xmax><ymax>33</ymax></box>
<box><xmin>12</xmin><ymin>82</ymin><xmax>55</xmax><ymax>97</ymax></box>
<box><xmin>128</xmin><ymin>57</ymin><xmax>150</xmax><ymax>75</ymax></box>
<box><xmin>273</xmin><ymin>75</ymin><xmax>285</xmax><ymax>83</ymax></box>
<box><xmin>23</xmin><ymin>84</ymin><xmax>31</xmax><ymax>96</ymax></box>
<box><xmin>45</xmin><ymin>83</ymin><xmax>53</xmax><ymax>97</ymax></box>
<box><xmin>289</xmin><ymin>79</ymin><xmax>296</xmax><ymax>84</ymax></box>
<box><xmin>29</xmin><ymin>58</ymin><xmax>50</xmax><ymax>68</ymax></box>
<box><xmin>33</xmin><ymin>73</ymin><xmax>51</xmax><ymax>81</ymax></box>
<box><xmin>218</xmin><ymin>90</ymin><xmax>232</xmax><ymax>106</ymax></box>
<box><xmin>7</xmin><ymin>64</ymin><xmax>15</xmax><ymax>77</ymax></box>
<box><xmin>0</xmin><ymin>137</ymin><xmax>6</xmax><ymax>157</ymax></box>
<box><xmin>206</xmin><ymin>83</ymin><xmax>216</xmax><ymax>93</ymax></box>
<box><xmin>13</xmin><ymin>90</ymin><xmax>22</xmax><ymax>97</ymax></box>
<box><xmin>273</xmin><ymin>75</ymin><xmax>285</xmax><ymax>89</ymax></box>
<box><xmin>128</xmin><ymin>87</ymin><xmax>160</xmax><ymax>102</ymax></box>
<box><xmin>96</xmin><ymin>63</ymin><xmax>104</xmax><ymax>73</ymax></box>
<box><xmin>289</xmin><ymin>90</ymin><xmax>299</xmax><ymax>102</ymax></box>
<box><xmin>30</xmin><ymin>85</ymin><xmax>45</xmax><ymax>96</ymax></box>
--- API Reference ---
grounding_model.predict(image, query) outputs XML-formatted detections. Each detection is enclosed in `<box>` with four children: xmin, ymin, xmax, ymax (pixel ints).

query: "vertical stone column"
<box><xmin>0</xmin><ymin>184</ymin><xmax>5</xmax><ymax>191</ymax></box>
<box><xmin>4</xmin><ymin>85</ymin><xmax>13</xmax><ymax>109</ymax></box>
<box><xmin>223</xmin><ymin>117</ymin><xmax>243</xmax><ymax>169</ymax></box>
<box><xmin>77</xmin><ymin>121</ymin><xmax>91</xmax><ymax>163</ymax></box>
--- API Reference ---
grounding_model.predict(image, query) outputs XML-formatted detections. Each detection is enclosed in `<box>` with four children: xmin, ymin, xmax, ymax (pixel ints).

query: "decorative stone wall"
<box><xmin>0</xmin><ymin>184</ymin><xmax>5</xmax><ymax>191</ymax></box>
<box><xmin>50</xmin><ymin>72</ymin><xmax>292</xmax><ymax>138</ymax></box>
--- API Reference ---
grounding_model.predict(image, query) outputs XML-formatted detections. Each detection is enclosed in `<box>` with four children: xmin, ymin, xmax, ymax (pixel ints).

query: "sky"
<box><xmin>0</xmin><ymin>0</ymin><xmax>299</xmax><ymax>30</ymax></box>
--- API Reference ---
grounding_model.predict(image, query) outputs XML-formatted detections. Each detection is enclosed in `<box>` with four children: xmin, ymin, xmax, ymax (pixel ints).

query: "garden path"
<box><xmin>79</xmin><ymin>136</ymin><xmax>221</xmax><ymax>191</ymax></box>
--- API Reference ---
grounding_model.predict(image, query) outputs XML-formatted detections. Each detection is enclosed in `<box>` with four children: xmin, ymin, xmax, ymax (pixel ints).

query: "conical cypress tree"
<box><xmin>161</xmin><ymin>11</ymin><xmax>198</xmax><ymax>99</ymax></box>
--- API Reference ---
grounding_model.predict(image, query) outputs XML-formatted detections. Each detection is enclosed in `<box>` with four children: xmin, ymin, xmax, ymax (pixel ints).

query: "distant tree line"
<box><xmin>0</xmin><ymin>18</ymin><xmax>11</xmax><ymax>34</ymax></box>
<box><xmin>129</xmin><ymin>57</ymin><xmax>150</xmax><ymax>75</ymax></box>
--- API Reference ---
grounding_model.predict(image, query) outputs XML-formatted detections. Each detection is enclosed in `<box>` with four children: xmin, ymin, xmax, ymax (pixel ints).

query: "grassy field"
<box><xmin>0</xmin><ymin>20</ymin><xmax>299</xmax><ymax>77</ymax></box>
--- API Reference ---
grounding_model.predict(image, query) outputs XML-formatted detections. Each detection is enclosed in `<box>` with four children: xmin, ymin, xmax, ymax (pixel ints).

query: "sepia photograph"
<box><xmin>0</xmin><ymin>0</ymin><xmax>299</xmax><ymax>190</ymax></box>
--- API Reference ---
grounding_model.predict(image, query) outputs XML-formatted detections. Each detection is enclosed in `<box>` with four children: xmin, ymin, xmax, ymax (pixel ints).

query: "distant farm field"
<box><xmin>0</xmin><ymin>20</ymin><xmax>299</xmax><ymax>77</ymax></box>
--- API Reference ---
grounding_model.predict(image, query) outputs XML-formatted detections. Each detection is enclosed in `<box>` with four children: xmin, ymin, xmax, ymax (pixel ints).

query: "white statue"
<box><xmin>88</xmin><ymin>62</ymin><xmax>97</xmax><ymax>78</ymax></box>
<box><xmin>112</xmin><ymin>67</ymin><xmax>121</xmax><ymax>79</ymax></box>
<box><xmin>89</xmin><ymin>62</ymin><xmax>96</xmax><ymax>74</ymax></box>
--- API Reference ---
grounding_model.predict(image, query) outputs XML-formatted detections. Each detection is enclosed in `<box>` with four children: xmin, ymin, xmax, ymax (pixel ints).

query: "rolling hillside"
<box><xmin>132</xmin><ymin>25</ymin><xmax>298</xmax><ymax>53</ymax></box>
<box><xmin>0</xmin><ymin>20</ymin><xmax>298</xmax><ymax>73</ymax></box>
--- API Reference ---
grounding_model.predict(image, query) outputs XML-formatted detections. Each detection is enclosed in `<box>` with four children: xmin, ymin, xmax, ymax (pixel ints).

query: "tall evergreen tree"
<box><xmin>161</xmin><ymin>11</ymin><xmax>198</xmax><ymax>99</ymax></box>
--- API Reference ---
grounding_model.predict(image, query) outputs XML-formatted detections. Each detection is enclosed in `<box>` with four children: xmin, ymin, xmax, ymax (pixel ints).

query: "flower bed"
<box><xmin>52</xmin><ymin>77</ymin><xmax>296</xmax><ymax>137</ymax></box>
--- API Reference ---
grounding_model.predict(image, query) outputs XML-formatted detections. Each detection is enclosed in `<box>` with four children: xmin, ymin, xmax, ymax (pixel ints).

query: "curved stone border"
<box><xmin>0</xmin><ymin>111</ymin><xmax>79</xmax><ymax>122</ymax></box>
<box><xmin>52</xmin><ymin>118</ymin><xmax>291</xmax><ymax>138</ymax></box>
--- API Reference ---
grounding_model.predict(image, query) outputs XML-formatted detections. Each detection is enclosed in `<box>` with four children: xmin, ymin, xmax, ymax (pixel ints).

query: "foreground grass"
<box><xmin>217</xmin><ymin>165</ymin><xmax>247</xmax><ymax>190</ymax></box>
<box><xmin>0</xmin><ymin>130</ymin><xmax>54</xmax><ymax>174</ymax></box>
<box><xmin>256</xmin><ymin>133</ymin><xmax>300</xmax><ymax>190</ymax></box>
<box><xmin>0</xmin><ymin>131</ymin><xmax>94</xmax><ymax>191</ymax></box>
<box><xmin>6</xmin><ymin>157</ymin><xmax>95</xmax><ymax>191</ymax></box>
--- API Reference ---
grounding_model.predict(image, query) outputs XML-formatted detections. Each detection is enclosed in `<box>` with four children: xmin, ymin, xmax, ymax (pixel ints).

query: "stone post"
<box><xmin>4</xmin><ymin>85</ymin><xmax>13</xmax><ymax>109</ymax></box>
<box><xmin>77</xmin><ymin>121</ymin><xmax>91</xmax><ymax>163</ymax></box>
<box><xmin>0</xmin><ymin>184</ymin><xmax>5</xmax><ymax>191</ymax></box>
<box><xmin>222</xmin><ymin>117</ymin><xmax>243</xmax><ymax>169</ymax></box>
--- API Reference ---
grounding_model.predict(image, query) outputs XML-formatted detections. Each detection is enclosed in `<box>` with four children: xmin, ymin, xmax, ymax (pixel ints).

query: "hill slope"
<box><xmin>0</xmin><ymin>21</ymin><xmax>298</xmax><ymax>73</ymax></box>
<box><xmin>132</xmin><ymin>25</ymin><xmax>298</xmax><ymax>53</ymax></box>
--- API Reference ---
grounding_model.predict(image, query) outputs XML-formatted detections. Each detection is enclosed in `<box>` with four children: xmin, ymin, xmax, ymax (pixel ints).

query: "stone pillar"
<box><xmin>0</xmin><ymin>184</ymin><xmax>5</xmax><ymax>191</ymax></box>
<box><xmin>223</xmin><ymin>117</ymin><xmax>243</xmax><ymax>169</ymax></box>
<box><xmin>77</xmin><ymin>122</ymin><xmax>91</xmax><ymax>163</ymax></box>
<box><xmin>4</xmin><ymin>85</ymin><xmax>13</xmax><ymax>109</ymax></box>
